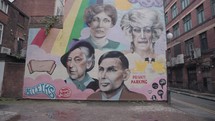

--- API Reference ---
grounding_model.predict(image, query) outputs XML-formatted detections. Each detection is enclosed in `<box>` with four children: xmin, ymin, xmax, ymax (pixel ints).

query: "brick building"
<box><xmin>0</xmin><ymin>0</ymin><xmax>64</xmax><ymax>98</ymax></box>
<box><xmin>0</xmin><ymin>0</ymin><xmax>29</xmax><ymax>97</ymax></box>
<box><xmin>165</xmin><ymin>0</ymin><xmax>215</xmax><ymax>93</ymax></box>
<box><xmin>13</xmin><ymin>0</ymin><xmax>64</xmax><ymax>28</ymax></box>
<box><xmin>0</xmin><ymin>0</ymin><xmax>29</xmax><ymax>58</ymax></box>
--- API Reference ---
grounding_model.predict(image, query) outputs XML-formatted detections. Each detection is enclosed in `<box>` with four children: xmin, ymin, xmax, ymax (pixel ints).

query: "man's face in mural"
<box><xmin>98</xmin><ymin>58</ymin><xmax>128</xmax><ymax>92</ymax></box>
<box><xmin>89</xmin><ymin>12</ymin><xmax>113</xmax><ymax>39</ymax></box>
<box><xmin>66</xmin><ymin>48</ymin><xmax>88</xmax><ymax>81</ymax></box>
<box><xmin>131</xmin><ymin>26</ymin><xmax>153</xmax><ymax>51</ymax></box>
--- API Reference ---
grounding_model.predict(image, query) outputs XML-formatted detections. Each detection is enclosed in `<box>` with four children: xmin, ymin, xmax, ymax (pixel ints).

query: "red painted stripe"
<box><xmin>31</xmin><ymin>28</ymin><xmax>46</xmax><ymax>47</ymax></box>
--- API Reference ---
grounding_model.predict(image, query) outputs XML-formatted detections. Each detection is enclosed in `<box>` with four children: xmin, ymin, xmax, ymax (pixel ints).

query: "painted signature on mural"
<box><xmin>25</xmin><ymin>83</ymin><xmax>56</xmax><ymax>99</ymax></box>
<box><xmin>58</xmin><ymin>87</ymin><xmax>72</xmax><ymax>98</ymax></box>
<box><xmin>128</xmin><ymin>0</ymin><xmax>163</xmax><ymax>7</ymax></box>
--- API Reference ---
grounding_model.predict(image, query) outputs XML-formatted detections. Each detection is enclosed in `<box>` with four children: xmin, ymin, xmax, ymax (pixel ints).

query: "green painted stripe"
<box><xmin>67</xmin><ymin>0</ymin><xmax>89</xmax><ymax>51</ymax></box>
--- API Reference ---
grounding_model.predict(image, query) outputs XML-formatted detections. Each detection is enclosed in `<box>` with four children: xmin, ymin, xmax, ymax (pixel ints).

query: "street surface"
<box><xmin>0</xmin><ymin>99</ymin><xmax>206</xmax><ymax>121</ymax></box>
<box><xmin>171</xmin><ymin>92</ymin><xmax>215</xmax><ymax>121</ymax></box>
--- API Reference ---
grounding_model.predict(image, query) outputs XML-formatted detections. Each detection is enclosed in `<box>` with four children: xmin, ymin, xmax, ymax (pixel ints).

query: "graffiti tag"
<box><xmin>25</xmin><ymin>83</ymin><xmax>56</xmax><ymax>99</ymax></box>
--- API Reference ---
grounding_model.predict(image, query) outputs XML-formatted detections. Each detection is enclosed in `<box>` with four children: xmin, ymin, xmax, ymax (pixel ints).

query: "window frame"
<box><xmin>174</xmin><ymin>43</ymin><xmax>181</xmax><ymax>57</ymax></box>
<box><xmin>183</xmin><ymin>14</ymin><xmax>192</xmax><ymax>32</ymax></box>
<box><xmin>165</xmin><ymin>12</ymin><xmax>168</xmax><ymax>24</ymax></box>
<box><xmin>0</xmin><ymin>0</ymin><xmax>8</xmax><ymax>14</ymax></box>
<box><xmin>0</xmin><ymin>23</ymin><xmax>3</xmax><ymax>45</ymax></box>
<box><xmin>17</xmin><ymin>38</ymin><xmax>25</xmax><ymax>54</ymax></box>
<box><xmin>185</xmin><ymin>38</ymin><xmax>194</xmax><ymax>57</ymax></box>
<box><xmin>199</xmin><ymin>32</ymin><xmax>208</xmax><ymax>52</ymax></box>
<box><xmin>173</xmin><ymin>23</ymin><xmax>180</xmax><ymax>38</ymax></box>
<box><xmin>181</xmin><ymin>0</ymin><xmax>190</xmax><ymax>10</ymax></box>
<box><xmin>196</xmin><ymin>4</ymin><xmax>205</xmax><ymax>24</ymax></box>
<box><xmin>171</xmin><ymin>3</ymin><xmax>178</xmax><ymax>19</ymax></box>
<box><xmin>211</xmin><ymin>0</ymin><xmax>215</xmax><ymax>16</ymax></box>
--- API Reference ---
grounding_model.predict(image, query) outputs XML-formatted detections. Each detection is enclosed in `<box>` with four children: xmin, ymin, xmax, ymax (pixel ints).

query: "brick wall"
<box><xmin>0</xmin><ymin>11</ymin><xmax>8</xmax><ymax>24</ymax></box>
<box><xmin>13</xmin><ymin>0</ymin><xmax>56</xmax><ymax>16</ymax></box>
<box><xmin>2</xmin><ymin>62</ymin><xmax>25</xmax><ymax>98</ymax></box>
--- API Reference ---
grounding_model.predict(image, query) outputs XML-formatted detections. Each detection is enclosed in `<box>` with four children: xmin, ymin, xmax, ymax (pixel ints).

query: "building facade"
<box><xmin>0</xmin><ymin>0</ymin><xmax>29</xmax><ymax>97</ymax></box>
<box><xmin>13</xmin><ymin>0</ymin><xmax>64</xmax><ymax>28</ymax></box>
<box><xmin>165</xmin><ymin>0</ymin><xmax>215</xmax><ymax>93</ymax></box>
<box><xmin>0</xmin><ymin>0</ymin><xmax>29</xmax><ymax>58</ymax></box>
<box><xmin>0</xmin><ymin>0</ymin><xmax>64</xmax><ymax>98</ymax></box>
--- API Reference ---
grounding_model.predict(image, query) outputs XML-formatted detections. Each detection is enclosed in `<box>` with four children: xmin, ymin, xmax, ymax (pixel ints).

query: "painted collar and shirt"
<box><xmin>101</xmin><ymin>85</ymin><xmax>124</xmax><ymax>100</ymax></box>
<box><xmin>83</xmin><ymin>36</ymin><xmax>126</xmax><ymax>51</ymax></box>
<box><xmin>64</xmin><ymin>73</ymin><xmax>99</xmax><ymax>91</ymax></box>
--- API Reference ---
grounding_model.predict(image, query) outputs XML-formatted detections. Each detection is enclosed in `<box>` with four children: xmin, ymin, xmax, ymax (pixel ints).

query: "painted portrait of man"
<box><xmin>87</xmin><ymin>51</ymin><xmax>146</xmax><ymax>100</ymax></box>
<box><xmin>61</xmin><ymin>39</ymin><xmax>99</xmax><ymax>91</ymax></box>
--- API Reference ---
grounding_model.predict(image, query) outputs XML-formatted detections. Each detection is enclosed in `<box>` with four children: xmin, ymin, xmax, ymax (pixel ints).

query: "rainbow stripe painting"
<box><xmin>23</xmin><ymin>0</ymin><xmax>168</xmax><ymax>101</ymax></box>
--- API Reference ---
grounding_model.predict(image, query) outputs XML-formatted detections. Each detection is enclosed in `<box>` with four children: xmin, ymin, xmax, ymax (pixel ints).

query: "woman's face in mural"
<box><xmin>89</xmin><ymin>12</ymin><xmax>113</xmax><ymax>39</ymax></box>
<box><xmin>98</xmin><ymin>58</ymin><xmax>126</xmax><ymax>92</ymax></box>
<box><xmin>66</xmin><ymin>48</ymin><xmax>88</xmax><ymax>81</ymax></box>
<box><xmin>131</xmin><ymin>26</ymin><xmax>153</xmax><ymax>51</ymax></box>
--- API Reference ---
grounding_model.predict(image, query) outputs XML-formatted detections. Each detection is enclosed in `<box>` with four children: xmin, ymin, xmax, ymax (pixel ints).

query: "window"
<box><xmin>175</xmin><ymin>67</ymin><xmax>183</xmax><ymax>83</ymax></box>
<box><xmin>199</xmin><ymin>32</ymin><xmax>208</xmax><ymax>52</ymax></box>
<box><xmin>181</xmin><ymin>0</ymin><xmax>190</xmax><ymax>10</ymax></box>
<box><xmin>183</xmin><ymin>14</ymin><xmax>192</xmax><ymax>32</ymax></box>
<box><xmin>0</xmin><ymin>23</ymin><xmax>3</xmax><ymax>45</ymax></box>
<box><xmin>173</xmin><ymin>23</ymin><xmax>180</xmax><ymax>38</ymax></box>
<box><xmin>196</xmin><ymin>4</ymin><xmax>205</xmax><ymax>24</ymax></box>
<box><xmin>0</xmin><ymin>0</ymin><xmax>8</xmax><ymax>14</ymax></box>
<box><xmin>211</xmin><ymin>0</ymin><xmax>215</xmax><ymax>16</ymax></box>
<box><xmin>171</xmin><ymin>3</ymin><xmax>178</xmax><ymax>19</ymax></box>
<box><xmin>174</xmin><ymin>44</ymin><xmax>181</xmax><ymax>57</ymax></box>
<box><xmin>167</xmin><ymin>48</ymin><xmax>171</xmax><ymax>61</ymax></box>
<box><xmin>17</xmin><ymin>38</ymin><xmax>24</xmax><ymax>54</ymax></box>
<box><xmin>185</xmin><ymin>38</ymin><xmax>194</xmax><ymax>57</ymax></box>
<box><xmin>165</xmin><ymin>12</ymin><xmax>168</xmax><ymax>24</ymax></box>
<box><xmin>166</xmin><ymin>30</ymin><xmax>171</xmax><ymax>43</ymax></box>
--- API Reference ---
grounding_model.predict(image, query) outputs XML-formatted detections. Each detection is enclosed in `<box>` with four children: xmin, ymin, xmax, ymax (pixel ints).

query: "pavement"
<box><xmin>169</xmin><ymin>87</ymin><xmax>215</xmax><ymax>102</ymax></box>
<box><xmin>0</xmin><ymin>88</ymin><xmax>214</xmax><ymax>121</ymax></box>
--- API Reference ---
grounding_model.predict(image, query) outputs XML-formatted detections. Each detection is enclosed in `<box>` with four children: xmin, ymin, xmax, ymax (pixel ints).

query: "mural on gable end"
<box><xmin>23</xmin><ymin>0</ymin><xmax>167</xmax><ymax>101</ymax></box>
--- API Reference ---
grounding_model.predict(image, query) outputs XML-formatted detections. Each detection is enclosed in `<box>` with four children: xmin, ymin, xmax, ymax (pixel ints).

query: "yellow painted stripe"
<box><xmin>51</xmin><ymin>0</ymin><xmax>82</xmax><ymax>56</ymax></box>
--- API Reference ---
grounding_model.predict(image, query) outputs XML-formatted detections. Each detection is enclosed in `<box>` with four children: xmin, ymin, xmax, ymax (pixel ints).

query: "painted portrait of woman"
<box><xmin>120</xmin><ymin>8</ymin><xmax>165</xmax><ymax>74</ymax></box>
<box><xmin>83</xmin><ymin>4</ymin><xmax>126</xmax><ymax>51</ymax></box>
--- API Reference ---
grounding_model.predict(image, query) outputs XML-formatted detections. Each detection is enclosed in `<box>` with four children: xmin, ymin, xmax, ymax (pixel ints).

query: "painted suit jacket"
<box><xmin>87</xmin><ymin>85</ymin><xmax>147</xmax><ymax>101</ymax></box>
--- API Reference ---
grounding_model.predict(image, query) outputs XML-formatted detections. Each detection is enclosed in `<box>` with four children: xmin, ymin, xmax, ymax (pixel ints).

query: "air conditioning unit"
<box><xmin>167</xmin><ymin>61</ymin><xmax>171</xmax><ymax>67</ymax></box>
<box><xmin>191</xmin><ymin>48</ymin><xmax>201</xmax><ymax>59</ymax></box>
<box><xmin>171</xmin><ymin>57</ymin><xmax>177</xmax><ymax>66</ymax></box>
<box><xmin>20</xmin><ymin>48</ymin><xmax>26</xmax><ymax>57</ymax></box>
<box><xmin>176</xmin><ymin>54</ymin><xmax>184</xmax><ymax>64</ymax></box>
<box><xmin>1</xmin><ymin>47</ymin><xmax>11</xmax><ymax>55</ymax></box>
